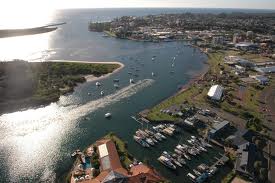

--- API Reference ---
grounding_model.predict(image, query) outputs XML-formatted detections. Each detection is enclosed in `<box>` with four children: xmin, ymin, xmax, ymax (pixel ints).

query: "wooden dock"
<box><xmin>210</xmin><ymin>153</ymin><xmax>229</xmax><ymax>169</ymax></box>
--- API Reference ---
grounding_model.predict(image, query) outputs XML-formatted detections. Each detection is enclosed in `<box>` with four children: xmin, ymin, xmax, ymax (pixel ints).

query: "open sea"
<box><xmin>0</xmin><ymin>8</ymin><xmax>273</xmax><ymax>183</ymax></box>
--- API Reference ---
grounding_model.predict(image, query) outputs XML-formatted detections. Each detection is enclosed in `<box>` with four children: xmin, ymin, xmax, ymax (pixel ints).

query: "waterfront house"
<box><xmin>234</xmin><ymin>142</ymin><xmax>257</xmax><ymax>179</ymax></box>
<box><xmin>71</xmin><ymin>138</ymin><xmax>165</xmax><ymax>183</ymax></box>
<box><xmin>208</xmin><ymin>120</ymin><xmax>230</xmax><ymax>138</ymax></box>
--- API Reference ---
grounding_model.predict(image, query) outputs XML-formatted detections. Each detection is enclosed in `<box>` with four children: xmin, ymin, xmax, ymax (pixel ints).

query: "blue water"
<box><xmin>0</xmin><ymin>8</ymin><xmax>269</xmax><ymax>183</ymax></box>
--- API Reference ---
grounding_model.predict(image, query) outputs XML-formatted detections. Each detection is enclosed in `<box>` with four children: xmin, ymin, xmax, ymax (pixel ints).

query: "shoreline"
<box><xmin>0</xmin><ymin>60</ymin><xmax>124</xmax><ymax>115</ymax></box>
<box><xmin>140</xmin><ymin>50</ymin><xmax>209</xmax><ymax>118</ymax></box>
<box><xmin>46</xmin><ymin>60</ymin><xmax>125</xmax><ymax>82</ymax></box>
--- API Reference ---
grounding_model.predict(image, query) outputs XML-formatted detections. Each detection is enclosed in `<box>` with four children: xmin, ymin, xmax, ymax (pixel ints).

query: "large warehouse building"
<box><xmin>207</xmin><ymin>85</ymin><xmax>224</xmax><ymax>101</ymax></box>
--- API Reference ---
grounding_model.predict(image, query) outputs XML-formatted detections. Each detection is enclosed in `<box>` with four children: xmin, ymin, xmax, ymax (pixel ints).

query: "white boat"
<box><xmin>105</xmin><ymin>113</ymin><xmax>112</xmax><ymax>118</ymax></box>
<box><xmin>114</xmin><ymin>83</ymin><xmax>119</xmax><ymax>88</ymax></box>
<box><xmin>187</xmin><ymin>173</ymin><xmax>196</xmax><ymax>181</ymax></box>
<box><xmin>129</xmin><ymin>78</ymin><xmax>134</xmax><ymax>84</ymax></box>
<box><xmin>96</xmin><ymin>82</ymin><xmax>101</xmax><ymax>86</ymax></box>
<box><xmin>152</xmin><ymin>72</ymin><xmax>155</xmax><ymax>76</ymax></box>
<box><xmin>100</xmin><ymin>91</ymin><xmax>104</xmax><ymax>96</ymax></box>
<box><xmin>158</xmin><ymin>156</ymin><xmax>176</xmax><ymax>170</ymax></box>
<box><xmin>157</xmin><ymin>132</ymin><xmax>166</xmax><ymax>139</ymax></box>
<box><xmin>133</xmin><ymin>135</ymin><xmax>150</xmax><ymax>148</ymax></box>
<box><xmin>145</xmin><ymin>138</ymin><xmax>155</xmax><ymax>146</ymax></box>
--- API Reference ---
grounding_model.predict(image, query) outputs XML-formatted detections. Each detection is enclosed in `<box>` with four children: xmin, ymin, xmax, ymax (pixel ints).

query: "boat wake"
<box><xmin>71</xmin><ymin>79</ymin><xmax>154</xmax><ymax>118</ymax></box>
<box><xmin>0</xmin><ymin>79</ymin><xmax>154</xmax><ymax>182</ymax></box>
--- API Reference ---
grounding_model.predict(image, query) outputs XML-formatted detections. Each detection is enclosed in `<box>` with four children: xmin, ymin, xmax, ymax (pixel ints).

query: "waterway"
<box><xmin>0</xmin><ymin>9</ymin><xmax>238</xmax><ymax>182</ymax></box>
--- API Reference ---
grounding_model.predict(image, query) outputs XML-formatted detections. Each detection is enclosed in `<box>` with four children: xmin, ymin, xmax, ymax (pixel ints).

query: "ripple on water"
<box><xmin>0</xmin><ymin>79</ymin><xmax>154</xmax><ymax>182</ymax></box>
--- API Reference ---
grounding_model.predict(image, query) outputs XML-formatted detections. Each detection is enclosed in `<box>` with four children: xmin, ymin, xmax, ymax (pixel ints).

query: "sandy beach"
<box><xmin>46</xmin><ymin>60</ymin><xmax>125</xmax><ymax>82</ymax></box>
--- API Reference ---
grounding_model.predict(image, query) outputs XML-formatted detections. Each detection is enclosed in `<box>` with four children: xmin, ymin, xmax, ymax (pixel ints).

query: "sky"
<box><xmin>0</xmin><ymin>0</ymin><xmax>275</xmax><ymax>28</ymax></box>
<box><xmin>1</xmin><ymin>0</ymin><xmax>275</xmax><ymax>10</ymax></box>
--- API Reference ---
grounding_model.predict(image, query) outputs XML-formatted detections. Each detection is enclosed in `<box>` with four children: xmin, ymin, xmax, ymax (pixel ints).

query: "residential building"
<box><xmin>234</xmin><ymin>142</ymin><xmax>257</xmax><ymax>179</ymax></box>
<box><xmin>208</xmin><ymin>120</ymin><xmax>230</xmax><ymax>138</ymax></box>
<box><xmin>72</xmin><ymin>138</ymin><xmax>165</xmax><ymax>183</ymax></box>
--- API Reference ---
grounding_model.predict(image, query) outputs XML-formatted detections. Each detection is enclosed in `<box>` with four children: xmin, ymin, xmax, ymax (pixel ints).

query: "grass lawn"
<box><xmin>146</xmin><ymin>50</ymin><xmax>266</xmax><ymax>131</ymax></box>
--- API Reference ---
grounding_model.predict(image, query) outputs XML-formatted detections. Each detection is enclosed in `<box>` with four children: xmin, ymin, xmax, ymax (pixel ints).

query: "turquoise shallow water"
<box><xmin>0</xmin><ymin>9</ymin><xmax>237</xmax><ymax>183</ymax></box>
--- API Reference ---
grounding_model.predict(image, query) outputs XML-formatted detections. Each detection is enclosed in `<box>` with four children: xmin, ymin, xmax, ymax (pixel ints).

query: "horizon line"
<box><xmin>54</xmin><ymin>7</ymin><xmax>275</xmax><ymax>11</ymax></box>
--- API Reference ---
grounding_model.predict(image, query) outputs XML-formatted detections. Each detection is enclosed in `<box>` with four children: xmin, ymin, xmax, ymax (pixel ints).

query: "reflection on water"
<box><xmin>0</xmin><ymin>79</ymin><xmax>154</xmax><ymax>182</ymax></box>
<box><xmin>0</xmin><ymin>10</ymin><xmax>56</xmax><ymax>61</ymax></box>
<box><xmin>0</xmin><ymin>9</ymin><xmax>209</xmax><ymax>183</ymax></box>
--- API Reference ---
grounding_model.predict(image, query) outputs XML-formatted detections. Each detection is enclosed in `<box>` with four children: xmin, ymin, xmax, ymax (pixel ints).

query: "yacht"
<box><xmin>158</xmin><ymin>156</ymin><xmax>176</xmax><ymax>170</ymax></box>
<box><xmin>145</xmin><ymin>138</ymin><xmax>155</xmax><ymax>146</ymax></box>
<box><xmin>133</xmin><ymin>135</ymin><xmax>149</xmax><ymax>148</ymax></box>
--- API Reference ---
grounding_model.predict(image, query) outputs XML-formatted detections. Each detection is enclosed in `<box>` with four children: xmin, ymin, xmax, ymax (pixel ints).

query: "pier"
<box><xmin>210</xmin><ymin>153</ymin><xmax>229</xmax><ymax>169</ymax></box>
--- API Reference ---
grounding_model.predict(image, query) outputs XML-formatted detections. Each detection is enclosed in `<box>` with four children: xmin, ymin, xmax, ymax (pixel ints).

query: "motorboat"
<box><xmin>96</xmin><ymin>82</ymin><xmax>101</xmax><ymax>86</ymax></box>
<box><xmin>104</xmin><ymin>113</ymin><xmax>112</xmax><ymax>118</ymax></box>
<box><xmin>158</xmin><ymin>156</ymin><xmax>176</xmax><ymax>170</ymax></box>
<box><xmin>145</xmin><ymin>138</ymin><xmax>155</xmax><ymax>146</ymax></box>
<box><xmin>156</xmin><ymin>132</ymin><xmax>166</xmax><ymax>139</ymax></box>
<box><xmin>129</xmin><ymin>78</ymin><xmax>134</xmax><ymax>84</ymax></box>
<box><xmin>133</xmin><ymin>135</ymin><xmax>149</xmax><ymax>148</ymax></box>
<box><xmin>100</xmin><ymin>91</ymin><xmax>104</xmax><ymax>96</ymax></box>
<box><xmin>114</xmin><ymin>83</ymin><xmax>119</xmax><ymax>88</ymax></box>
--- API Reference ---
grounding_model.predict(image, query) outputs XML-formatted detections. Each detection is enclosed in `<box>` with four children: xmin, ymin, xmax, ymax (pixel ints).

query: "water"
<box><xmin>0</xmin><ymin>8</ymin><xmax>257</xmax><ymax>182</ymax></box>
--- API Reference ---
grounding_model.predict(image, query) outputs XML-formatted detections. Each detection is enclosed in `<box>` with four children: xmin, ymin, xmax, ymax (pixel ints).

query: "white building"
<box><xmin>207</xmin><ymin>85</ymin><xmax>224</xmax><ymax>101</ymax></box>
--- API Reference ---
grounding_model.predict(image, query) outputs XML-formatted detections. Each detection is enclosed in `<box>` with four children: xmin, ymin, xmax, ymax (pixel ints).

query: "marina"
<box><xmin>0</xmin><ymin>9</ymin><xmax>224</xmax><ymax>183</ymax></box>
<box><xmin>130</xmin><ymin>115</ymin><xmax>229</xmax><ymax>182</ymax></box>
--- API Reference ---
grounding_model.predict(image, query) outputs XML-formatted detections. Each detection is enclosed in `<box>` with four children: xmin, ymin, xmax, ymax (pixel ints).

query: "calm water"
<box><xmin>0</xmin><ymin>8</ymin><xmax>255</xmax><ymax>182</ymax></box>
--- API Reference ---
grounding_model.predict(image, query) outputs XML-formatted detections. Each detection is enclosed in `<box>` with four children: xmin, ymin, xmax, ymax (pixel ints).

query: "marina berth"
<box><xmin>158</xmin><ymin>156</ymin><xmax>177</xmax><ymax>170</ymax></box>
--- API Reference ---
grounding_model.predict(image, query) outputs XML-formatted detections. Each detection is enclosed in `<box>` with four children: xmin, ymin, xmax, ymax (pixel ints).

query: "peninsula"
<box><xmin>0</xmin><ymin>60</ymin><xmax>122</xmax><ymax>114</ymax></box>
<box><xmin>0</xmin><ymin>23</ymin><xmax>66</xmax><ymax>38</ymax></box>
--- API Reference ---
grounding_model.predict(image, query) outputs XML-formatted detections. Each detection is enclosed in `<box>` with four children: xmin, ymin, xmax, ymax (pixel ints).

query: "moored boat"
<box><xmin>158</xmin><ymin>156</ymin><xmax>176</xmax><ymax>170</ymax></box>
<box><xmin>133</xmin><ymin>135</ymin><xmax>150</xmax><ymax>148</ymax></box>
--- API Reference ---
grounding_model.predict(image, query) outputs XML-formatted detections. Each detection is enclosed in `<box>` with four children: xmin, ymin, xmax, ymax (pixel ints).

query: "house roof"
<box><xmin>102</xmin><ymin>170</ymin><xmax>128</xmax><ymax>183</ymax></box>
<box><xmin>207</xmin><ymin>85</ymin><xmax>223</xmax><ymax>101</ymax></box>
<box><xmin>129</xmin><ymin>164</ymin><xmax>165</xmax><ymax>183</ymax></box>
<box><xmin>96</xmin><ymin>139</ymin><xmax>124</xmax><ymax>172</ymax></box>
<box><xmin>235</xmin><ymin>142</ymin><xmax>257</xmax><ymax>177</ymax></box>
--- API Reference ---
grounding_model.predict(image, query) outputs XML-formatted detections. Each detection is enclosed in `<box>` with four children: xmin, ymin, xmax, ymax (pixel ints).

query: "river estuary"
<box><xmin>0</xmin><ymin>9</ymin><xmax>236</xmax><ymax>183</ymax></box>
